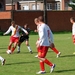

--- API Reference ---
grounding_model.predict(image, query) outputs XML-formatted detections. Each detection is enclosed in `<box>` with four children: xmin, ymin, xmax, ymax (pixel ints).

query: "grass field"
<box><xmin>0</xmin><ymin>32</ymin><xmax>75</xmax><ymax>75</ymax></box>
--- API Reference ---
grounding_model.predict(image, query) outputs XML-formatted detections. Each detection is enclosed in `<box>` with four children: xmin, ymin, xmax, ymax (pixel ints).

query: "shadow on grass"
<box><xmin>0</xmin><ymin>47</ymin><xmax>7</xmax><ymax>49</ymax></box>
<box><xmin>55</xmin><ymin>69</ymin><xmax>75</xmax><ymax>73</ymax></box>
<box><xmin>6</xmin><ymin>61</ymin><xmax>38</xmax><ymax>65</ymax></box>
<box><xmin>61</xmin><ymin>54</ymin><xmax>75</xmax><ymax>58</ymax></box>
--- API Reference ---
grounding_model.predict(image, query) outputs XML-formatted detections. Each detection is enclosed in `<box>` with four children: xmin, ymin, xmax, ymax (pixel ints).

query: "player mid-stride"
<box><xmin>34</xmin><ymin>16</ymin><xmax>55</xmax><ymax>74</ymax></box>
<box><xmin>3</xmin><ymin>21</ymin><xmax>28</xmax><ymax>54</ymax></box>
<box><xmin>17</xmin><ymin>24</ymin><xmax>33</xmax><ymax>54</ymax></box>
<box><xmin>70</xmin><ymin>17</ymin><xmax>75</xmax><ymax>54</ymax></box>
<box><xmin>34</xmin><ymin>20</ymin><xmax>61</xmax><ymax>58</ymax></box>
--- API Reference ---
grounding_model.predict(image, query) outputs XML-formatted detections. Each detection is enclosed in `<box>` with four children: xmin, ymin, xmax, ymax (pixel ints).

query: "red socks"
<box><xmin>40</xmin><ymin>61</ymin><xmax>45</xmax><ymax>71</ymax></box>
<box><xmin>44</xmin><ymin>59</ymin><xmax>53</xmax><ymax>67</ymax></box>
<box><xmin>52</xmin><ymin>47</ymin><xmax>59</xmax><ymax>54</ymax></box>
<box><xmin>8</xmin><ymin>45</ymin><xmax>11</xmax><ymax>50</ymax></box>
<box><xmin>11</xmin><ymin>47</ymin><xmax>15</xmax><ymax>53</ymax></box>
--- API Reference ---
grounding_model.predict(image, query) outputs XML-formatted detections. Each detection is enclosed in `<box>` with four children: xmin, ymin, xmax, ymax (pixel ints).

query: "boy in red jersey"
<box><xmin>3</xmin><ymin>21</ymin><xmax>28</xmax><ymax>54</ymax></box>
<box><xmin>70</xmin><ymin>17</ymin><xmax>75</xmax><ymax>54</ymax></box>
<box><xmin>34</xmin><ymin>17</ymin><xmax>55</xmax><ymax>74</ymax></box>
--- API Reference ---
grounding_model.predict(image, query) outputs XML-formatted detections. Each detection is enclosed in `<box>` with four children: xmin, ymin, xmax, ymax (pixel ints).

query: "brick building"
<box><xmin>5</xmin><ymin>0</ymin><xmax>72</xmax><ymax>11</ymax></box>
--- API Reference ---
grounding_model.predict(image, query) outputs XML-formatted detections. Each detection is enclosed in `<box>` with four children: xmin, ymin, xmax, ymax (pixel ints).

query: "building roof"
<box><xmin>6</xmin><ymin>0</ymin><xmax>53</xmax><ymax>4</ymax></box>
<box><xmin>6</xmin><ymin>0</ymin><xmax>36</xmax><ymax>4</ymax></box>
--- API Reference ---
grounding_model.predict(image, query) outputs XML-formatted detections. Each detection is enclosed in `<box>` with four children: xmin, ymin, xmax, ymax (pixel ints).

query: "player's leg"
<box><xmin>11</xmin><ymin>37</ymin><xmax>19</xmax><ymax>53</ymax></box>
<box><xmin>50</xmin><ymin>43</ymin><xmax>61</xmax><ymax>58</ymax></box>
<box><xmin>8</xmin><ymin>41</ymin><xmax>12</xmax><ymax>50</ymax></box>
<box><xmin>17</xmin><ymin>41</ymin><xmax>22</xmax><ymax>53</ymax></box>
<box><xmin>11</xmin><ymin>42</ymin><xmax>17</xmax><ymax>53</ymax></box>
<box><xmin>7</xmin><ymin>36</ymin><xmax>13</xmax><ymax>51</ymax></box>
<box><xmin>37</xmin><ymin>46</ymin><xmax>55</xmax><ymax>74</ymax></box>
<box><xmin>17</xmin><ymin>36</ymin><xmax>24</xmax><ymax>53</ymax></box>
<box><xmin>6</xmin><ymin>41</ymin><xmax>13</xmax><ymax>54</ymax></box>
<box><xmin>25</xmin><ymin>40</ymin><xmax>33</xmax><ymax>54</ymax></box>
<box><xmin>72</xmin><ymin>35</ymin><xmax>75</xmax><ymax>54</ymax></box>
<box><xmin>0</xmin><ymin>56</ymin><xmax>5</xmax><ymax>65</ymax></box>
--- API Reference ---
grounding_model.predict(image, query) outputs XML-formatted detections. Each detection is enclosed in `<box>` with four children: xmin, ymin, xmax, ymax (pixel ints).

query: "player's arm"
<box><xmin>20</xmin><ymin>26</ymin><xmax>28</xmax><ymax>35</ymax></box>
<box><xmin>3</xmin><ymin>26</ymin><xmax>11</xmax><ymax>35</ymax></box>
<box><xmin>38</xmin><ymin>27</ymin><xmax>45</xmax><ymax>45</ymax></box>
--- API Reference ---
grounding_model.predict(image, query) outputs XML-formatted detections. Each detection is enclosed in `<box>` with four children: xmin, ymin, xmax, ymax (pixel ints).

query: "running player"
<box><xmin>35</xmin><ymin>20</ymin><xmax>61</xmax><ymax>58</ymax></box>
<box><xmin>3</xmin><ymin>21</ymin><xmax>28</xmax><ymax>54</ymax></box>
<box><xmin>34</xmin><ymin>17</ymin><xmax>55</xmax><ymax>74</ymax></box>
<box><xmin>70</xmin><ymin>17</ymin><xmax>75</xmax><ymax>54</ymax></box>
<box><xmin>17</xmin><ymin>24</ymin><xmax>33</xmax><ymax>54</ymax></box>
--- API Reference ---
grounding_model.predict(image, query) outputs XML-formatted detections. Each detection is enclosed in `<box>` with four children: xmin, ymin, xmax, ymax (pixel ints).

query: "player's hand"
<box><xmin>34</xmin><ymin>29</ymin><xmax>38</xmax><ymax>32</ymax></box>
<box><xmin>36</xmin><ymin>41</ymin><xmax>40</xmax><ymax>48</ymax></box>
<box><xmin>26</xmin><ymin>32</ymin><xmax>28</xmax><ymax>35</ymax></box>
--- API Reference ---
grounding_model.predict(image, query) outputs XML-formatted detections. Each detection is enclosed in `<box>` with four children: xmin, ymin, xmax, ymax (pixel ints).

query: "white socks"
<box><xmin>17</xmin><ymin>45</ymin><xmax>32</xmax><ymax>52</ymax></box>
<box><xmin>17</xmin><ymin>46</ymin><xmax>20</xmax><ymax>51</ymax></box>
<box><xmin>27</xmin><ymin>46</ymin><xmax>32</xmax><ymax>52</ymax></box>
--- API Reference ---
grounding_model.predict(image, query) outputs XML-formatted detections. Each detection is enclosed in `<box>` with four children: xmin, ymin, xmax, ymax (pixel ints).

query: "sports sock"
<box><xmin>11</xmin><ymin>47</ymin><xmax>15</xmax><ymax>53</ymax></box>
<box><xmin>40</xmin><ymin>61</ymin><xmax>45</xmax><ymax>71</ymax></box>
<box><xmin>52</xmin><ymin>47</ymin><xmax>59</xmax><ymax>54</ymax></box>
<box><xmin>44</xmin><ymin>59</ymin><xmax>53</xmax><ymax>67</ymax></box>
<box><xmin>8</xmin><ymin>45</ymin><xmax>11</xmax><ymax>50</ymax></box>
<box><xmin>17</xmin><ymin>46</ymin><xmax>20</xmax><ymax>51</ymax></box>
<box><xmin>27</xmin><ymin>46</ymin><xmax>32</xmax><ymax>52</ymax></box>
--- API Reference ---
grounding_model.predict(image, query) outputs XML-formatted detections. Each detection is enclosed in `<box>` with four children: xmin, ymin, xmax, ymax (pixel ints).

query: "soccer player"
<box><xmin>70</xmin><ymin>17</ymin><xmax>75</xmax><ymax>54</ymax></box>
<box><xmin>34</xmin><ymin>21</ymin><xmax>61</xmax><ymax>58</ymax></box>
<box><xmin>3</xmin><ymin>21</ymin><xmax>28</xmax><ymax>54</ymax></box>
<box><xmin>34</xmin><ymin>17</ymin><xmax>55</xmax><ymax>74</ymax></box>
<box><xmin>0</xmin><ymin>56</ymin><xmax>5</xmax><ymax>65</ymax></box>
<box><xmin>17</xmin><ymin>24</ymin><xmax>33</xmax><ymax>54</ymax></box>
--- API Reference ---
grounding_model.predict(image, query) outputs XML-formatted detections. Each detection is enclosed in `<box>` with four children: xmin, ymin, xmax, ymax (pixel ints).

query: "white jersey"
<box><xmin>46</xmin><ymin>25</ymin><xmax>54</xmax><ymax>43</ymax></box>
<box><xmin>38</xmin><ymin>23</ymin><xmax>53</xmax><ymax>46</ymax></box>
<box><xmin>72</xmin><ymin>23</ymin><xmax>75</xmax><ymax>35</ymax></box>
<box><xmin>4</xmin><ymin>25</ymin><xmax>27</xmax><ymax>37</ymax></box>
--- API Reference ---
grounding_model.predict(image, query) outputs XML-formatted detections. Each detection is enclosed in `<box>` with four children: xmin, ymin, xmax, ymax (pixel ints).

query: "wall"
<box><xmin>0</xmin><ymin>10</ymin><xmax>75</xmax><ymax>32</ymax></box>
<box><xmin>0</xmin><ymin>11</ymin><xmax>11</xmax><ymax>19</ymax></box>
<box><xmin>0</xmin><ymin>19</ymin><xmax>11</xmax><ymax>31</ymax></box>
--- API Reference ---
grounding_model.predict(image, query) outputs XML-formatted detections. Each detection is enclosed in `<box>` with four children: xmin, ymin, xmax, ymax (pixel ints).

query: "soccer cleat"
<box><xmin>30</xmin><ymin>51</ymin><xmax>33</xmax><ymax>54</ymax></box>
<box><xmin>50</xmin><ymin>64</ymin><xmax>55</xmax><ymax>73</ymax></box>
<box><xmin>35</xmin><ymin>54</ymin><xmax>38</xmax><ymax>58</ymax></box>
<box><xmin>57</xmin><ymin>52</ymin><xmax>61</xmax><ymax>58</ymax></box>
<box><xmin>6</xmin><ymin>50</ymin><xmax>11</xmax><ymax>54</ymax></box>
<box><xmin>2</xmin><ymin>59</ymin><xmax>5</xmax><ymax>65</ymax></box>
<box><xmin>17</xmin><ymin>51</ymin><xmax>20</xmax><ymax>53</ymax></box>
<box><xmin>36</xmin><ymin>71</ymin><xmax>46</xmax><ymax>74</ymax></box>
<box><xmin>73</xmin><ymin>52</ymin><xmax>75</xmax><ymax>54</ymax></box>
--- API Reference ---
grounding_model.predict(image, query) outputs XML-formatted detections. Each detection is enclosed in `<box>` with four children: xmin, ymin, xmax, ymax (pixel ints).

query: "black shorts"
<box><xmin>19</xmin><ymin>35</ymin><xmax>29</xmax><ymax>43</ymax></box>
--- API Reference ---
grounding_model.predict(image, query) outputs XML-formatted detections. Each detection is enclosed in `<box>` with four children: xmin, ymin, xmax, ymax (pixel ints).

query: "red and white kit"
<box><xmin>72</xmin><ymin>23</ymin><xmax>75</xmax><ymax>44</ymax></box>
<box><xmin>4</xmin><ymin>25</ymin><xmax>27</xmax><ymax>43</ymax></box>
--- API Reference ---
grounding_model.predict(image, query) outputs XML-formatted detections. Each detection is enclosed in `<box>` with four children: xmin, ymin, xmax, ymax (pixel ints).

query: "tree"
<box><xmin>69</xmin><ymin>0</ymin><xmax>75</xmax><ymax>10</ymax></box>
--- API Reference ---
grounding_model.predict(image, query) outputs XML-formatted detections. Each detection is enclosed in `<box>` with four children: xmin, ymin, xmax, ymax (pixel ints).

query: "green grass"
<box><xmin>0</xmin><ymin>33</ymin><xmax>75</xmax><ymax>75</ymax></box>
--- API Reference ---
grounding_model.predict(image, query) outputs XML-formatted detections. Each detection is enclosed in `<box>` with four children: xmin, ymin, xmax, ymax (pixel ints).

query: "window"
<box><xmin>65</xmin><ymin>2</ymin><xmax>68</xmax><ymax>10</ymax></box>
<box><xmin>55</xmin><ymin>3</ymin><xmax>60</xmax><ymax>10</ymax></box>
<box><xmin>23</xmin><ymin>5</ymin><xmax>29</xmax><ymax>10</ymax></box>
<box><xmin>32</xmin><ymin>4</ymin><xmax>36</xmax><ymax>10</ymax></box>
<box><xmin>32</xmin><ymin>4</ymin><xmax>40</xmax><ymax>10</ymax></box>
<box><xmin>47</xmin><ymin>3</ymin><xmax>52</xmax><ymax>10</ymax></box>
<box><xmin>37</xmin><ymin>4</ymin><xmax>40</xmax><ymax>10</ymax></box>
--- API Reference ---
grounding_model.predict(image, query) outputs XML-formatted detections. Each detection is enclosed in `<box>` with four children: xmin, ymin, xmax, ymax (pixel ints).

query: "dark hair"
<box><xmin>70</xmin><ymin>17</ymin><xmax>75</xmax><ymax>22</ymax></box>
<box><xmin>38</xmin><ymin>16</ymin><xmax>44</xmax><ymax>22</ymax></box>
<box><xmin>11</xmin><ymin>21</ymin><xmax>15</xmax><ymax>24</ymax></box>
